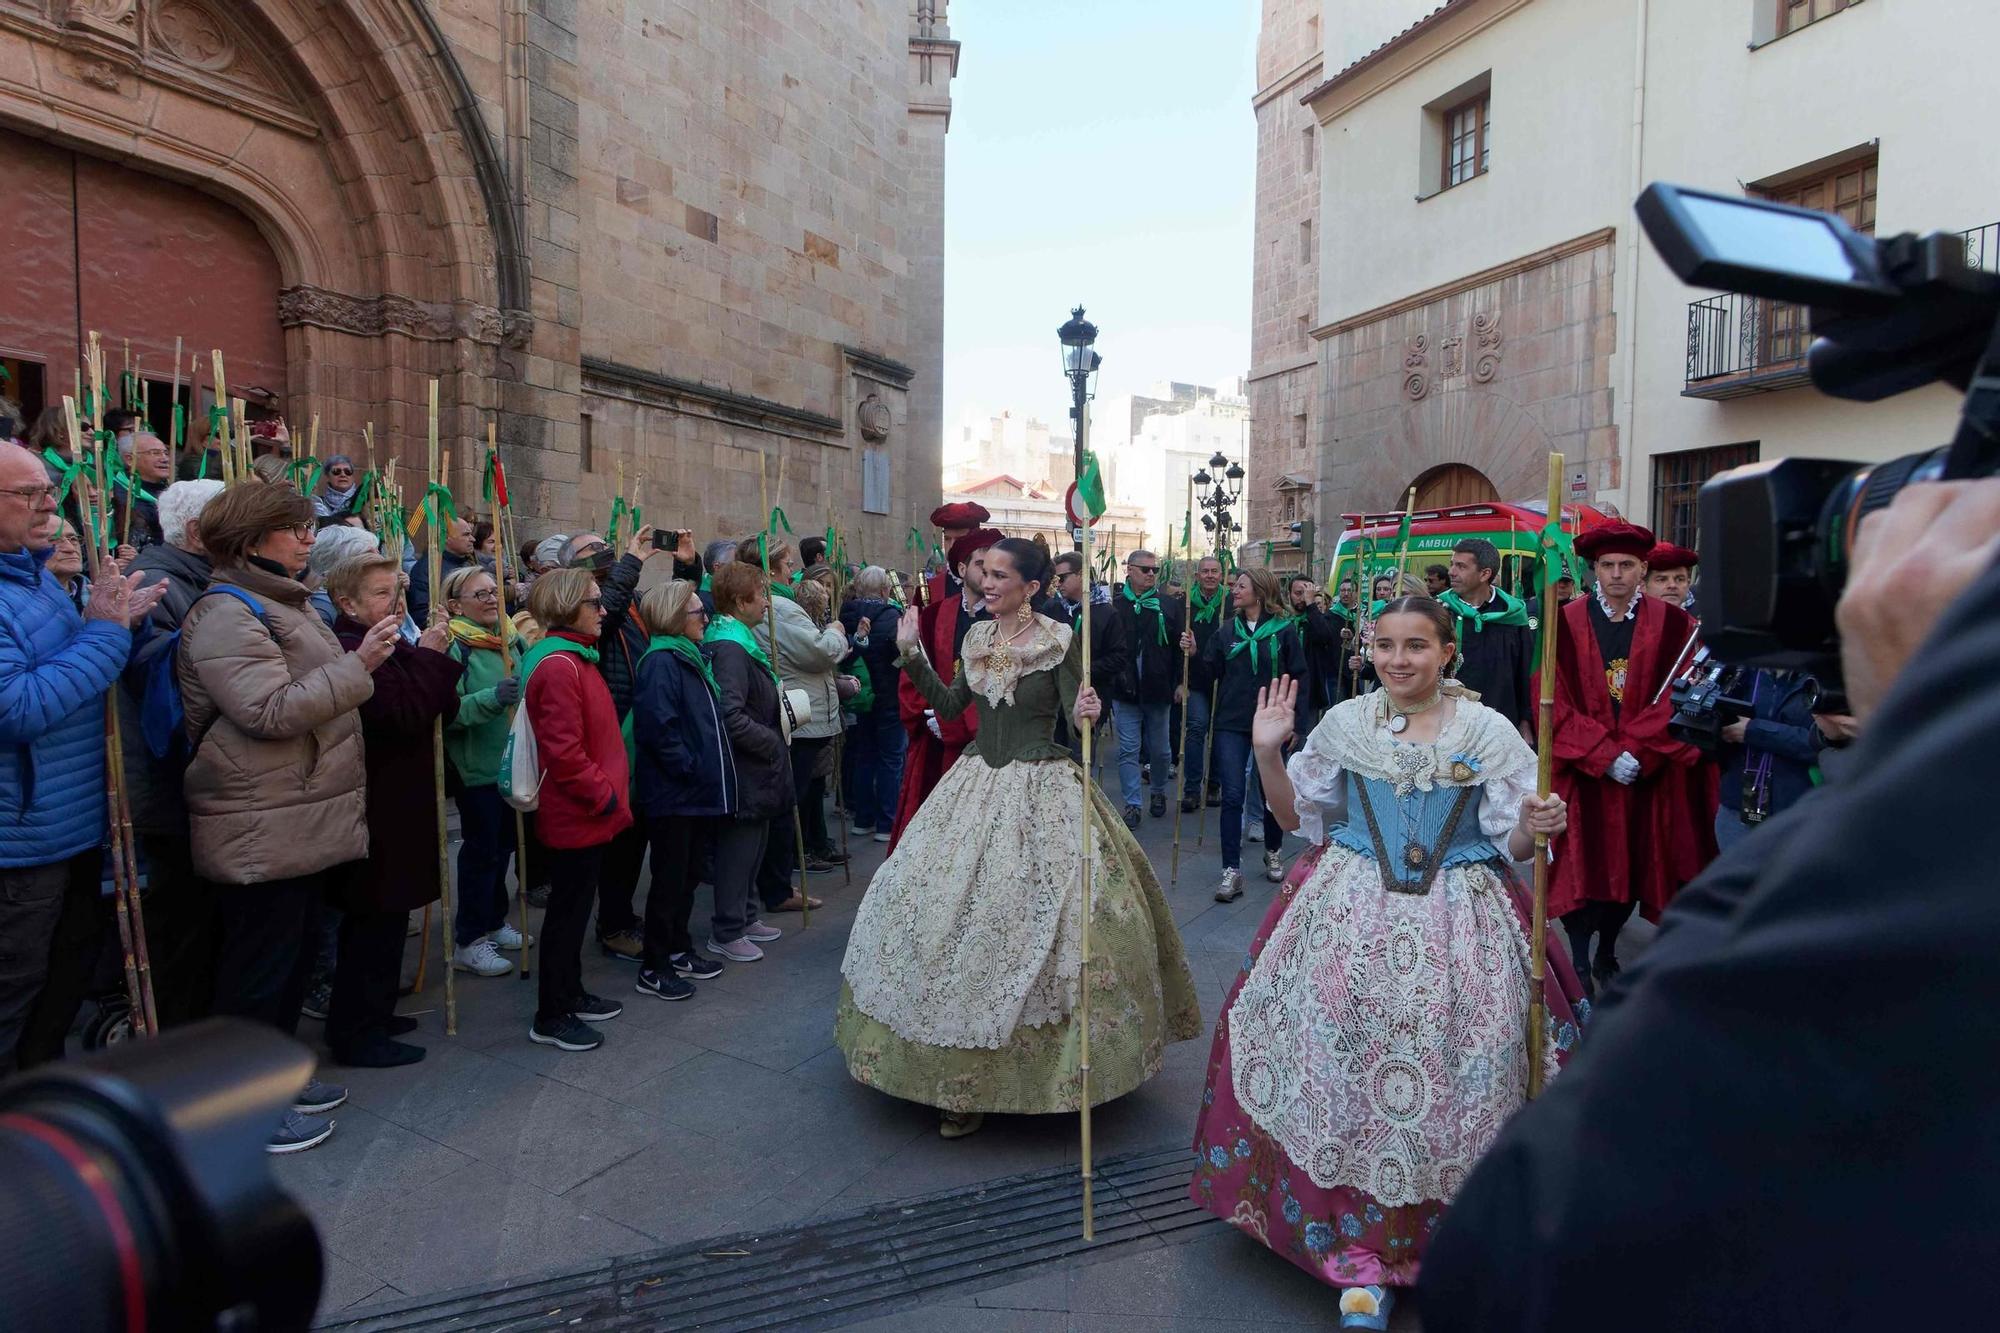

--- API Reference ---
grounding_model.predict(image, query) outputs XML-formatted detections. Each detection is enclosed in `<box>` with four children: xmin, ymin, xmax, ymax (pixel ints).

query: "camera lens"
<box><xmin>1817</xmin><ymin>447</ymin><xmax>1951</xmax><ymax>588</ymax></box>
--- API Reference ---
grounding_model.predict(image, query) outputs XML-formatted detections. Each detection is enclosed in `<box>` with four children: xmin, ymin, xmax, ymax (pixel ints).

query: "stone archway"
<box><xmin>1348</xmin><ymin>388</ymin><xmax>1555</xmax><ymax>511</ymax></box>
<box><xmin>0</xmin><ymin>0</ymin><xmax>540</xmax><ymax>497</ymax></box>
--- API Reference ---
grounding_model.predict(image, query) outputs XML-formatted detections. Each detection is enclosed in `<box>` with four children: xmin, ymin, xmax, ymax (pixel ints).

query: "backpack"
<box><xmin>139</xmin><ymin>585</ymin><xmax>277</xmax><ymax>766</ymax></box>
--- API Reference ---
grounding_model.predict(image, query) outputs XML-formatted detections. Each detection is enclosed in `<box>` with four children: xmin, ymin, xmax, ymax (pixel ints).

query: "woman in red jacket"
<box><xmin>520</xmin><ymin>568</ymin><xmax>633</xmax><ymax>1051</ymax></box>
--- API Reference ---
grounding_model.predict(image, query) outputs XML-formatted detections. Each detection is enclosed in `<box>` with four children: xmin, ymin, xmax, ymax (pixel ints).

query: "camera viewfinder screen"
<box><xmin>1681</xmin><ymin>194</ymin><xmax>1857</xmax><ymax>284</ymax></box>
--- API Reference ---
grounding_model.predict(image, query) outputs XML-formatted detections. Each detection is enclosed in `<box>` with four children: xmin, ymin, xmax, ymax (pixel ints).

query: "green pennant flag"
<box><xmin>1076</xmin><ymin>450</ymin><xmax>1107</xmax><ymax>520</ymax></box>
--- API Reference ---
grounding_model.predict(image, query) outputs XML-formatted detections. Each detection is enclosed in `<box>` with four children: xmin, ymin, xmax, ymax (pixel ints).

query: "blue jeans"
<box><xmin>455</xmin><ymin>783</ymin><xmax>519</xmax><ymax>946</ymax></box>
<box><xmin>1180</xmin><ymin>690</ymin><xmax>1211</xmax><ymax>798</ymax></box>
<box><xmin>1113</xmin><ymin>700</ymin><xmax>1171</xmax><ymax>810</ymax></box>
<box><xmin>1212</xmin><ymin>729</ymin><xmax>1282</xmax><ymax>871</ymax></box>
<box><xmin>848</xmin><ymin>707</ymin><xmax>907</xmax><ymax>833</ymax></box>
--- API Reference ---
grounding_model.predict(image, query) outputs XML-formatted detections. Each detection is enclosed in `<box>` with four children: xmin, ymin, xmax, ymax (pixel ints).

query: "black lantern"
<box><xmin>1058</xmin><ymin>305</ymin><xmax>1102</xmax><ymax>551</ymax></box>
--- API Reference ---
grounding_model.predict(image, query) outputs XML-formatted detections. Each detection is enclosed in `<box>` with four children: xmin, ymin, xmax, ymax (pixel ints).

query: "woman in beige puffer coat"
<box><xmin>176</xmin><ymin>484</ymin><xmax>401</xmax><ymax>1122</ymax></box>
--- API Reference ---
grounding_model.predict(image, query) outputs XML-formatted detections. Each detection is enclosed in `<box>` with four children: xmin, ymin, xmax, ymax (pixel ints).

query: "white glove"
<box><xmin>925</xmin><ymin>709</ymin><xmax>942</xmax><ymax>740</ymax></box>
<box><xmin>1610</xmin><ymin>751</ymin><xmax>1640</xmax><ymax>785</ymax></box>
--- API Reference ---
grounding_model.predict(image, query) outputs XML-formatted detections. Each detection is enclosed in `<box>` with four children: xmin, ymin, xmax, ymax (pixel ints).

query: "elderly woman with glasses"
<box><xmin>441</xmin><ymin>564</ymin><xmax>528</xmax><ymax>978</ymax></box>
<box><xmin>176</xmin><ymin>481</ymin><xmax>404</xmax><ymax>1153</ymax></box>
<box><xmin>517</xmin><ymin>568</ymin><xmax>633</xmax><ymax>1052</ymax></box>
<box><xmin>312</xmin><ymin>455</ymin><xmax>362</xmax><ymax>519</ymax></box>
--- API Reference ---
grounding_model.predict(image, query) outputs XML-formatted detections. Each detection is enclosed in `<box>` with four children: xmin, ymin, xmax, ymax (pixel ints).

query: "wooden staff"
<box><xmin>428</xmin><ymin>385</ymin><xmax>459</xmax><ymax>1034</ymax></box>
<box><xmin>759</xmin><ymin>449</ymin><xmax>812</xmax><ymax>929</ymax></box>
<box><xmin>210</xmin><ymin>352</ymin><xmax>231</xmax><ymax>483</ymax></box>
<box><xmin>168</xmin><ymin>336</ymin><xmax>183</xmax><ymax>459</ymax></box>
<box><xmin>233</xmin><ymin>397</ymin><xmax>251</xmax><ymax>484</ymax></box>
<box><xmin>1527</xmin><ymin>452</ymin><xmax>1565</xmax><ymax>1099</ymax></box>
<box><xmin>68</xmin><ymin>396</ymin><xmax>158</xmax><ymax>1037</ymax></box>
<box><xmin>488</xmin><ymin>422</ymin><xmax>534</xmax><ymax>981</ymax></box>
<box><xmin>1077</xmin><ymin>505</ymin><xmax>1099</xmax><ymax>1241</ymax></box>
<box><xmin>824</xmin><ymin>494</ymin><xmax>853</xmax><ymax>888</ymax></box>
<box><xmin>1170</xmin><ymin>474</ymin><xmax>1194</xmax><ymax>887</ymax></box>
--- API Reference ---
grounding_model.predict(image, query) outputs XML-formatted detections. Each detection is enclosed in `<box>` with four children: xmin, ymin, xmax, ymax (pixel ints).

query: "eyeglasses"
<box><xmin>273</xmin><ymin>523</ymin><xmax>315</xmax><ymax>541</ymax></box>
<box><xmin>1130</xmin><ymin>564</ymin><xmax>1158</xmax><ymax>575</ymax></box>
<box><xmin>580</xmin><ymin>597</ymin><xmax>604</xmax><ymax>610</ymax></box>
<box><xmin>0</xmin><ymin>485</ymin><xmax>58</xmax><ymax>504</ymax></box>
<box><xmin>461</xmin><ymin>587</ymin><xmax>500</xmax><ymax>602</ymax></box>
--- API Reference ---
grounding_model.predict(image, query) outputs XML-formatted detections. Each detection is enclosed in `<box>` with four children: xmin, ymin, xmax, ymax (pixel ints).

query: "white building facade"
<box><xmin>1276</xmin><ymin>0</ymin><xmax>1989</xmax><ymax>554</ymax></box>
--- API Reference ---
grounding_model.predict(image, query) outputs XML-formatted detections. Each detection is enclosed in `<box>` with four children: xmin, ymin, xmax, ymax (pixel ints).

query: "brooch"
<box><xmin>1447</xmin><ymin>752</ymin><xmax>1481</xmax><ymax>783</ymax></box>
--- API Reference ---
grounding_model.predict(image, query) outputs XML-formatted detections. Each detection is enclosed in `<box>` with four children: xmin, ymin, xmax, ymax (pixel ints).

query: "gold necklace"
<box><xmin>987</xmin><ymin>615</ymin><xmax>1037</xmax><ymax>674</ymax></box>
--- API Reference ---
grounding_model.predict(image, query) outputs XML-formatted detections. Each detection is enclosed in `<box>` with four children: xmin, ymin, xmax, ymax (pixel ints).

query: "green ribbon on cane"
<box><xmin>41</xmin><ymin>448</ymin><xmax>83</xmax><ymax>507</ymax></box>
<box><xmin>1537</xmin><ymin>517</ymin><xmax>1580</xmax><ymax>586</ymax></box>
<box><xmin>768</xmin><ymin>506</ymin><xmax>793</xmax><ymax>536</ymax></box>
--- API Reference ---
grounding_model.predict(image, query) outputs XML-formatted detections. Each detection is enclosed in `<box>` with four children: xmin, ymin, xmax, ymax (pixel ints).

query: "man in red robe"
<box><xmin>890</xmin><ymin>527</ymin><xmax>1001</xmax><ymax>850</ymax></box>
<box><xmin>1549</xmin><ymin>521</ymin><xmax>1717</xmax><ymax>994</ymax></box>
<box><xmin>923</xmin><ymin>501</ymin><xmax>990</xmax><ymax>607</ymax></box>
<box><xmin>1644</xmin><ymin>540</ymin><xmax>1721</xmax><ymax>878</ymax></box>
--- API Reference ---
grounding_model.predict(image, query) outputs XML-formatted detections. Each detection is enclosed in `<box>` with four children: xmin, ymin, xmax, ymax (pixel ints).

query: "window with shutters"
<box><xmin>1754</xmin><ymin>0</ymin><xmax>1860</xmax><ymax>47</ymax></box>
<box><xmin>1441</xmin><ymin>92</ymin><xmax>1490</xmax><ymax>192</ymax></box>
<box><xmin>1652</xmin><ymin>443</ymin><xmax>1760</xmax><ymax>552</ymax></box>
<box><xmin>1754</xmin><ymin>154</ymin><xmax>1876</xmax><ymax>363</ymax></box>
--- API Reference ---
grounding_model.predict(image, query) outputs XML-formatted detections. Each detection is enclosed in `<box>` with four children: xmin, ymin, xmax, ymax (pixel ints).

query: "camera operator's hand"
<box><xmin>1720</xmin><ymin>718</ymin><xmax>1749</xmax><ymax>745</ymax></box>
<box><xmin>1837</xmin><ymin>479</ymin><xmax>2000</xmax><ymax>719</ymax></box>
<box><xmin>1609</xmin><ymin>751</ymin><xmax>1641</xmax><ymax>785</ymax></box>
<box><xmin>1814</xmin><ymin>712</ymin><xmax>1860</xmax><ymax>744</ymax></box>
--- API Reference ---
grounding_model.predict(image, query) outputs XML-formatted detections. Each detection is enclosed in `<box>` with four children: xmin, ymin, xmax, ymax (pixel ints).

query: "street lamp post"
<box><xmin>1193</xmin><ymin>449</ymin><xmax>1244</xmax><ymax>560</ymax></box>
<box><xmin>1058</xmin><ymin>305</ymin><xmax>1102</xmax><ymax>552</ymax></box>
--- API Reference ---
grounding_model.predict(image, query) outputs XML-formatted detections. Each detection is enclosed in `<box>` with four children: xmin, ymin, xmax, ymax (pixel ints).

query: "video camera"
<box><xmin>1665</xmin><ymin>647</ymin><xmax>1754</xmax><ymax>755</ymax></box>
<box><xmin>1636</xmin><ymin>183</ymin><xmax>2000</xmax><ymax>683</ymax></box>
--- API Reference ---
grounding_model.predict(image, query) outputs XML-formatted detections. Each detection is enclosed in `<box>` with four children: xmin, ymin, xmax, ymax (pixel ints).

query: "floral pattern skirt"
<box><xmin>835</xmin><ymin>759</ymin><xmax>1202</xmax><ymax>1115</ymax></box>
<box><xmin>1189</xmin><ymin>844</ymin><xmax>1587</xmax><ymax>1288</ymax></box>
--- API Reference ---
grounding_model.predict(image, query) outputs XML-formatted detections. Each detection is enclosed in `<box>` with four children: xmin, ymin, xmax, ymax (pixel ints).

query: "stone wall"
<box><xmin>1246</xmin><ymin>0</ymin><xmax>1322</xmax><ymax>566</ymax></box>
<box><xmin>1314</xmin><ymin>234</ymin><xmax>1619</xmax><ymax>515</ymax></box>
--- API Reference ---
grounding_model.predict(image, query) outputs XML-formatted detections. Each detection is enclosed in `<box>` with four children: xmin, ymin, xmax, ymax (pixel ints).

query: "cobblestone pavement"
<box><xmin>290</xmin><ymin>768</ymin><xmax>1641</xmax><ymax>1330</ymax></box>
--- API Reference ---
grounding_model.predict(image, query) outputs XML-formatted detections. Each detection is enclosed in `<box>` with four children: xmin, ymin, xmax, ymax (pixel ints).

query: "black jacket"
<box><xmin>839</xmin><ymin>598</ymin><xmax>902</xmax><ymax>716</ymax></box>
<box><xmin>593</xmin><ymin>552</ymin><xmax>649</xmax><ymax>718</ymax></box>
<box><xmin>118</xmin><ymin>542</ymin><xmax>214</xmax><ymax>833</ymax></box>
<box><xmin>1186</xmin><ymin>593</ymin><xmax>1228</xmax><ymax>695</ymax></box>
<box><xmin>1201</xmin><ymin>615</ymin><xmax>1313</xmax><ymax>737</ymax></box>
<box><xmin>1105</xmin><ymin>583</ymin><xmax>1183</xmax><ymax>705</ymax></box>
<box><xmin>710</xmin><ymin>638</ymin><xmax>793</xmax><ymax>821</ymax></box>
<box><xmin>1450</xmin><ymin>596</ymin><xmax>1536</xmax><ymax>728</ymax></box>
<box><xmin>632</xmin><ymin>643</ymin><xmax>736</xmax><ymax>820</ymax></box>
<box><xmin>1419</xmin><ymin>551</ymin><xmax>2000</xmax><ymax>1333</ymax></box>
<box><xmin>406</xmin><ymin>547</ymin><xmax>476</xmax><ymax>627</ymax></box>
<box><xmin>1293</xmin><ymin>605</ymin><xmax>1341</xmax><ymax>711</ymax></box>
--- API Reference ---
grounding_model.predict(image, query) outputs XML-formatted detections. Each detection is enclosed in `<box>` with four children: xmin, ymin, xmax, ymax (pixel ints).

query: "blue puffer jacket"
<box><xmin>0</xmin><ymin>546</ymin><xmax>132</xmax><ymax>867</ymax></box>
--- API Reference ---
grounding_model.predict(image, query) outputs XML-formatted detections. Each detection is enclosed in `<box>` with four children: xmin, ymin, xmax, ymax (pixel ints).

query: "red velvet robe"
<box><xmin>888</xmin><ymin>593</ymin><xmax>978</xmax><ymax>850</ymax></box>
<box><xmin>1548</xmin><ymin>595</ymin><xmax>1717</xmax><ymax>921</ymax></box>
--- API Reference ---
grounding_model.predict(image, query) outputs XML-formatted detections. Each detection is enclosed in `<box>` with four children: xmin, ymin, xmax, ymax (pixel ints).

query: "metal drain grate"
<box><xmin>321</xmin><ymin>1143</ymin><xmax>1217</xmax><ymax>1331</ymax></box>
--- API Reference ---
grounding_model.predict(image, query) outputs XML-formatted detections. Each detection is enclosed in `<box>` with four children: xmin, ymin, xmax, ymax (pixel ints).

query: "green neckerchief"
<box><xmin>768</xmin><ymin>579</ymin><xmax>796</xmax><ymax>602</ymax></box>
<box><xmin>641</xmin><ymin>633</ymin><xmax>720</xmax><ymax>699</ymax></box>
<box><xmin>1226</xmin><ymin>614</ymin><xmax>1289</xmax><ymax>673</ymax></box>
<box><xmin>519</xmin><ymin>632</ymin><xmax>600</xmax><ymax>684</ymax></box>
<box><xmin>1329</xmin><ymin>601</ymin><xmax>1356</xmax><ymax>624</ymax></box>
<box><xmin>705</xmin><ymin>614</ymin><xmax>780</xmax><ymax>684</ymax></box>
<box><xmin>1437</xmin><ymin>586</ymin><xmax>1531</xmax><ymax>635</ymax></box>
<box><xmin>1189</xmin><ymin>584</ymin><xmax>1226</xmax><ymax>625</ymax></box>
<box><xmin>1120</xmin><ymin>582</ymin><xmax>1167</xmax><ymax>644</ymax></box>
<box><xmin>699</xmin><ymin>571</ymin><xmax>712</xmax><ymax>593</ymax></box>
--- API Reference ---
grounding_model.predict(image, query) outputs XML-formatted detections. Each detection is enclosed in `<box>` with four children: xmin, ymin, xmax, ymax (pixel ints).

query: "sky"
<box><xmin>940</xmin><ymin>0</ymin><xmax>1260</xmax><ymax>445</ymax></box>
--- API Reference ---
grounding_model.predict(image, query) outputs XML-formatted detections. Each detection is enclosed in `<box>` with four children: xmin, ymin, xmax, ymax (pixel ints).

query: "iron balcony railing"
<box><xmin>1684</xmin><ymin>220</ymin><xmax>2000</xmax><ymax>398</ymax></box>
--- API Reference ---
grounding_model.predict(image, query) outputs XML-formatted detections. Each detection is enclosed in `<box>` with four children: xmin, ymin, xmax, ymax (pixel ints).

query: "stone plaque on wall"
<box><xmin>862</xmin><ymin>447</ymin><xmax>890</xmax><ymax>515</ymax></box>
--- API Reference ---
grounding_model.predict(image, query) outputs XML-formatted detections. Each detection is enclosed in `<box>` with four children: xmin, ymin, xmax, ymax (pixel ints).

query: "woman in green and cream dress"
<box><xmin>836</xmin><ymin>537</ymin><xmax>1201</xmax><ymax>1138</ymax></box>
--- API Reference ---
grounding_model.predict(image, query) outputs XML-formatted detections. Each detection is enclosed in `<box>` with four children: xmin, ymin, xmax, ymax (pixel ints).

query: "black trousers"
<box><xmin>755</xmin><ymin>736</ymin><xmax>824</xmax><ymax>908</ymax></box>
<box><xmin>211</xmin><ymin>870</ymin><xmax>335</xmax><ymax>1037</ymax></box>
<box><xmin>642</xmin><ymin>815</ymin><xmax>714</xmax><ymax>969</ymax></box>
<box><xmin>1561</xmin><ymin>898</ymin><xmax>1641</xmax><ymax>976</ymax></box>
<box><xmin>327</xmin><ymin>906</ymin><xmax>413</xmax><ymax>1055</ymax></box>
<box><xmin>539</xmin><ymin>844</ymin><xmax>604</xmax><ymax>1025</ymax></box>
<box><xmin>594</xmin><ymin>823</ymin><xmax>648</xmax><ymax>940</ymax></box>
<box><xmin>137</xmin><ymin>834</ymin><xmax>220</xmax><ymax>1031</ymax></box>
<box><xmin>0</xmin><ymin>849</ymin><xmax>105</xmax><ymax>1073</ymax></box>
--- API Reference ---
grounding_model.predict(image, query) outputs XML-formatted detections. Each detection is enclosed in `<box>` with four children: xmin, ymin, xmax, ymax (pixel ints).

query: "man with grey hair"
<box><xmin>1106</xmin><ymin>548</ymin><xmax>1182</xmax><ymax>830</ymax></box>
<box><xmin>114</xmin><ymin>431</ymin><xmax>173</xmax><ymax>550</ymax></box>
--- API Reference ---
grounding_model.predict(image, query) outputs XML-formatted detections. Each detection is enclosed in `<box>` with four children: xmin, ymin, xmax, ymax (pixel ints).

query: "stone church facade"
<box><xmin>0</xmin><ymin>0</ymin><xmax>957</xmax><ymax>552</ymax></box>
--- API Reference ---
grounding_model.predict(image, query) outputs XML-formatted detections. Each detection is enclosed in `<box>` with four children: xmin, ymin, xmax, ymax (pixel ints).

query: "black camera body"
<box><xmin>1637</xmin><ymin>185</ymin><xmax>2000</xmax><ymax>682</ymax></box>
<box><xmin>1666</xmin><ymin>648</ymin><xmax>1755</xmax><ymax>755</ymax></box>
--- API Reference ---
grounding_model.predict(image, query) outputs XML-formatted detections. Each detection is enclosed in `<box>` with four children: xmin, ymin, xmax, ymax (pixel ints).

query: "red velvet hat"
<box><xmin>1574</xmin><ymin>521</ymin><xmax>1656</xmax><ymax>563</ymax></box>
<box><xmin>1645</xmin><ymin>541</ymin><xmax>1698</xmax><ymax>571</ymax></box>
<box><xmin>930</xmin><ymin>501</ymin><xmax>991</xmax><ymax>530</ymax></box>
<box><xmin>947</xmin><ymin>527</ymin><xmax>1004</xmax><ymax>569</ymax></box>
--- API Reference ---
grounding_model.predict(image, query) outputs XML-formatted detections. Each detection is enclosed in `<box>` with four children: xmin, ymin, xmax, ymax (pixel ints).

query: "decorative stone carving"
<box><xmin>1403</xmin><ymin>333</ymin><xmax>1430</xmax><ymax>398</ymax></box>
<box><xmin>1404</xmin><ymin>333</ymin><xmax>1429</xmax><ymax>368</ymax></box>
<box><xmin>1440</xmin><ymin>335</ymin><xmax>1464</xmax><ymax>379</ymax></box>
<box><xmin>72</xmin><ymin>55</ymin><xmax>123</xmax><ymax>88</ymax></box>
<box><xmin>1404</xmin><ymin>372</ymin><xmax>1429</xmax><ymax>401</ymax></box>
<box><xmin>278</xmin><ymin>284</ymin><xmax>534</xmax><ymax>349</ymax></box>
<box><xmin>1472</xmin><ymin>352</ymin><xmax>1500</xmax><ymax>384</ymax></box>
<box><xmin>856</xmin><ymin>391</ymin><xmax>891</xmax><ymax>442</ymax></box>
<box><xmin>150</xmin><ymin>0</ymin><xmax>232</xmax><ymax>71</ymax></box>
<box><xmin>1470</xmin><ymin>310</ymin><xmax>1502</xmax><ymax>382</ymax></box>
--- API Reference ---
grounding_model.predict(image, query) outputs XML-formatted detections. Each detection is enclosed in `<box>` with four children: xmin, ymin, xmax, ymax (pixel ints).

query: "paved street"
<box><xmin>291</xmin><ymin>770</ymin><xmax>1637</xmax><ymax>1330</ymax></box>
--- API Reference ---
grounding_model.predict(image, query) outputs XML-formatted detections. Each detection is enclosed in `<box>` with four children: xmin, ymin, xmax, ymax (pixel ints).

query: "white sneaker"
<box><xmin>709</xmin><ymin>935</ymin><xmax>765</xmax><ymax>963</ymax></box>
<box><xmin>873</xmin><ymin>831</ymin><xmax>892</xmax><ymax>843</ymax></box>
<box><xmin>490</xmin><ymin>923</ymin><xmax>532</xmax><ymax>950</ymax></box>
<box><xmin>1263</xmin><ymin>850</ymin><xmax>1285</xmax><ymax>883</ymax></box>
<box><xmin>1215</xmin><ymin>868</ymin><xmax>1245</xmax><ymax>903</ymax></box>
<box><xmin>850</xmin><ymin>822</ymin><xmax>871</xmax><ymax>837</ymax></box>
<box><xmin>453</xmin><ymin>939</ymin><xmax>513</xmax><ymax>977</ymax></box>
<box><xmin>1245</xmin><ymin>825</ymin><xmax>1263</xmax><ymax>844</ymax></box>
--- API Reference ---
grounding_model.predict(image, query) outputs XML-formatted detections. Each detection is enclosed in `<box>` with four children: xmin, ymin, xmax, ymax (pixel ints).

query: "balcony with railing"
<box><xmin>1683</xmin><ymin>221</ymin><xmax>2000</xmax><ymax>400</ymax></box>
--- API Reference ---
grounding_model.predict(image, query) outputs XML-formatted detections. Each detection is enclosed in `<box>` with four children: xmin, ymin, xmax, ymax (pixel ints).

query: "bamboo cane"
<box><xmin>760</xmin><ymin>450</ymin><xmax>812</xmax><ymax>928</ymax></box>
<box><xmin>429</xmin><ymin>390</ymin><xmax>458</xmax><ymax>1035</ymax></box>
<box><xmin>210</xmin><ymin>352</ymin><xmax>230</xmax><ymax>483</ymax></box>
<box><xmin>488</xmin><ymin>423</ymin><xmax>535</xmax><ymax>981</ymax></box>
<box><xmin>1077</xmin><ymin>506</ymin><xmax>1098</xmax><ymax>1242</ymax></box>
<box><xmin>1527</xmin><ymin>453</ymin><xmax>1565</xmax><ymax>1099</ymax></box>
<box><xmin>825</xmin><ymin>501</ymin><xmax>853</xmax><ymax>888</ymax></box>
